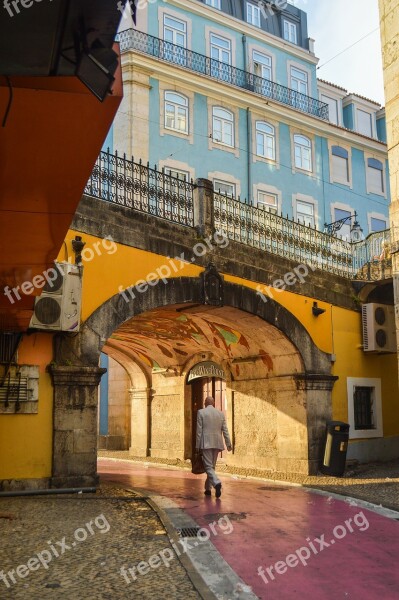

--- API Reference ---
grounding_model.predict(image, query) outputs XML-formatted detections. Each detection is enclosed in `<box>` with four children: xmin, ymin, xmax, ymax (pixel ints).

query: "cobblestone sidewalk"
<box><xmin>0</xmin><ymin>484</ymin><xmax>201</xmax><ymax>600</ymax></box>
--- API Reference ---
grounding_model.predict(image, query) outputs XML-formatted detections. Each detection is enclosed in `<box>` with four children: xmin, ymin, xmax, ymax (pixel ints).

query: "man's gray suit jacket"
<box><xmin>196</xmin><ymin>405</ymin><xmax>231</xmax><ymax>451</ymax></box>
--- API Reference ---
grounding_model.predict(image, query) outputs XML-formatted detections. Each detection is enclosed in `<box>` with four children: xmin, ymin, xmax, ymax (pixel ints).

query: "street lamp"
<box><xmin>324</xmin><ymin>211</ymin><xmax>364</xmax><ymax>242</ymax></box>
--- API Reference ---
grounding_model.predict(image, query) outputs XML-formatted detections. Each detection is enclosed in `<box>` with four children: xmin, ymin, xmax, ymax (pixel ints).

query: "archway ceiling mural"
<box><xmin>104</xmin><ymin>304</ymin><xmax>302</xmax><ymax>377</ymax></box>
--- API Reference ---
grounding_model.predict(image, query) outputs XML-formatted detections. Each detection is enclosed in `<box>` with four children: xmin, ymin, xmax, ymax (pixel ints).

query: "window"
<box><xmin>357</xmin><ymin>109</ymin><xmax>373</xmax><ymax>137</ymax></box>
<box><xmin>247</xmin><ymin>3</ymin><xmax>260</xmax><ymax>26</ymax></box>
<box><xmin>283</xmin><ymin>20</ymin><xmax>297</xmax><ymax>44</ymax></box>
<box><xmin>331</xmin><ymin>146</ymin><xmax>349</xmax><ymax>183</ymax></box>
<box><xmin>321</xmin><ymin>94</ymin><xmax>338</xmax><ymax>125</ymax></box>
<box><xmin>205</xmin><ymin>0</ymin><xmax>221</xmax><ymax>7</ymax></box>
<box><xmin>253</xmin><ymin>51</ymin><xmax>272</xmax><ymax>80</ymax></box>
<box><xmin>163</xmin><ymin>15</ymin><xmax>186</xmax><ymax>46</ymax></box>
<box><xmin>210</xmin><ymin>33</ymin><xmax>231</xmax><ymax>81</ymax></box>
<box><xmin>164</xmin><ymin>168</ymin><xmax>189</xmax><ymax>181</ymax></box>
<box><xmin>334</xmin><ymin>208</ymin><xmax>351</xmax><ymax>241</ymax></box>
<box><xmin>294</xmin><ymin>134</ymin><xmax>312</xmax><ymax>172</ymax></box>
<box><xmin>367</xmin><ymin>158</ymin><xmax>384</xmax><ymax>195</ymax></box>
<box><xmin>163</xmin><ymin>15</ymin><xmax>187</xmax><ymax>65</ymax></box>
<box><xmin>256</xmin><ymin>122</ymin><xmax>275</xmax><ymax>160</ymax></box>
<box><xmin>257</xmin><ymin>191</ymin><xmax>278</xmax><ymax>213</ymax></box>
<box><xmin>296</xmin><ymin>200</ymin><xmax>315</xmax><ymax>227</ymax></box>
<box><xmin>214</xmin><ymin>180</ymin><xmax>236</xmax><ymax>197</ymax></box>
<box><xmin>370</xmin><ymin>217</ymin><xmax>387</xmax><ymax>232</ymax></box>
<box><xmin>354</xmin><ymin>387</ymin><xmax>376</xmax><ymax>430</ymax></box>
<box><xmin>212</xmin><ymin>107</ymin><xmax>234</xmax><ymax>147</ymax></box>
<box><xmin>164</xmin><ymin>92</ymin><xmax>188</xmax><ymax>133</ymax></box>
<box><xmin>290</xmin><ymin>67</ymin><xmax>308</xmax><ymax>95</ymax></box>
<box><xmin>347</xmin><ymin>378</ymin><xmax>383</xmax><ymax>439</ymax></box>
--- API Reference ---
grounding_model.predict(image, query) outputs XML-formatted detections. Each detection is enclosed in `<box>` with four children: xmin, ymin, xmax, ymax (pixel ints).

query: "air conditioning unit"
<box><xmin>361</xmin><ymin>303</ymin><xmax>397</xmax><ymax>353</ymax></box>
<box><xmin>30</xmin><ymin>263</ymin><xmax>82</xmax><ymax>332</ymax></box>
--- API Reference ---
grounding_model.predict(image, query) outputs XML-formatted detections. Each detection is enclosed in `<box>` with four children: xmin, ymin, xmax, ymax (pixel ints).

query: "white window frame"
<box><xmin>330</xmin><ymin>145</ymin><xmax>351</xmax><ymax>186</ymax></box>
<box><xmin>296</xmin><ymin>200</ymin><xmax>315</xmax><ymax>227</ymax></box>
<box><xmin>255</xmin><ymin>121</ymin><xmax>275</xmax><ymax>160</ymax></box>
<box><xmin>347</xmin><ymin>378</ymin><xmax>383</xmax><ymax>439</ymax></box>
<box><xmin>294</xmin><ymin>134</ymin><xmax>312</xmax><ymax>172</ymax></box>
<box><xmin>205</xmin><ymin>0</ymin><xmax>221</xmax><ymax>8</ymax></box>
<box><xmin>247</xmin><ymin>2</ymin><xmax>261</xmax><ymax>27</ymax></box>
<box><xmin>283</xmin><ymin>19</ymin><xmax>297</xmax><ymax>44</ymax></box>
<box><xmin>163</xmin><ymin>15</ymin><xmax>187</xmax><ymax>47</ymax></box>
<box><xmin>293</xmin><ymin>194</ymin><xmax>318</xmax><ymax>228</ymax></box>
<box><xmin>290</xmin><ymin>66</ymin><xmax>308</xmax><ymax>96</ymax></box>
<box><xmin>257</xmin><ymin>190</ymin><xmax>278</xmax><ymax>213</ymax></box>
<box><xmin>357</xmin><ymin>108</ymin><xmax>373</xmax><ymax>138</ymax></box>
<box><xmin>164</xmin><ymin>91</ymin><xmax>189</xmax><ymax>134</ymax></box>
<box><xmin>214</xmin><ymin>179</ymin><xmax>236</xmax><ymax>198</ymax></box>
<box><xmin>367</xmin><ymin>158</ymin><xmax>385</xmax><ymax>195</ymax></box>
<box><xmin>321</xmin><ymin>94</ymin><xmax>339</xmax><ymax>125</ymax></box>
<box><xmin>253</xmin><ymin>50</ymin><xmax>272</xmax><ymax>80</ymax></box>
<box><xmin>212</xmin><ymin>107</ymin><xmax>234</xmax><ymax>147</ymax></box>
<box><xmin>210</xmin><ymin>32</ymin><xmax>231</xmax><ymax>65</ymax></box>
<box><xmin>368</xmin><ymin>212</ymin><xmax>388</xmax><ymax>234</ymax></box>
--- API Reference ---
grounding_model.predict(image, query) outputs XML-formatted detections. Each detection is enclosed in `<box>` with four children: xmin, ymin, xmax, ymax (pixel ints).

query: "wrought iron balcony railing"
<box><xmin>85</xmin><ymin>150</ymin><xmax>392</xmax><ymax>281</ymax></box>
<box><xmin>85</xmin><ymin>150</ymin><xmax>194</xmax><ymax>227</ymax></box>
<box><xmin>117</xmin><ymin>29</ymin><xmax>329</xmax><ymax>121</ymax></box>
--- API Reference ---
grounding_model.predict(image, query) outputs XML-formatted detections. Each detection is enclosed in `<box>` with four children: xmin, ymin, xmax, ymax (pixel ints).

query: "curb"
<box><xmin>120</xmin><ymin>486</ymin><xmax>258</xmax><ymax>600</ymax></box>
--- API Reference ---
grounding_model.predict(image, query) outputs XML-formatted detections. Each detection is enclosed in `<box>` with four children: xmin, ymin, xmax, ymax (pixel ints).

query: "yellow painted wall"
<box><xmin>60</xmin><ymin>231</ymin><xmax>398</xmax><ymax>438</ymax></box>
<box><xmin>0</xmin><ymin>334</ymin><xmax>53</xmax><ymax>480</ymax></box>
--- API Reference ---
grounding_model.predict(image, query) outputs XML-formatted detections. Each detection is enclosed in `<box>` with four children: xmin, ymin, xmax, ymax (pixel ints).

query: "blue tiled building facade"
<box><xmin>112</xmin><ymin>0</ymin><xmax>390</xmax><ymax>239</ymax></box>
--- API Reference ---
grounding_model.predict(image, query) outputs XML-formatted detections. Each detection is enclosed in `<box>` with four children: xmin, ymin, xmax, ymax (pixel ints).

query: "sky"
<box><xmin>298</xmin><ymin>0</ymin><xmax>385</xmax><ymax>105</ymax></box>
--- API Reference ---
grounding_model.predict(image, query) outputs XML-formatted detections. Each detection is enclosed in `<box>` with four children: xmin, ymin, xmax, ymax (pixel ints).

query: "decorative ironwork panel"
<box><xmin>85</xmin><ymin>150</ymin><xmax>194</xmax><ymax>227</ymax></box>
<box><xmin>214</xmin><ymin>192</ymin><xmax>356</xmax><ymax>278</ymax></box>
<box><xmin>117</xmin><ymin>29</ymin><xmax>329</xmax><ymax>121</ymax></box>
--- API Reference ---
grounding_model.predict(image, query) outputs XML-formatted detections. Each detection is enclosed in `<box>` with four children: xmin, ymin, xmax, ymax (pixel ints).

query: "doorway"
<box><xmin>191</xmin><ymin>377</ymin><xmax>226</xmax><ymax>456</ymax></box>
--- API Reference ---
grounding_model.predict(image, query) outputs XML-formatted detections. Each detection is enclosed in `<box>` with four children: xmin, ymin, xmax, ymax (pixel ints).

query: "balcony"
<box><xmin>85</xmin><ymin>150</ymin><xmax>392</xmax><ymax>281</ymax></box>
<box><xmin>117</xmin><ymin>29</ymin><xmax>329</xmax><ymax>121</ymax></box>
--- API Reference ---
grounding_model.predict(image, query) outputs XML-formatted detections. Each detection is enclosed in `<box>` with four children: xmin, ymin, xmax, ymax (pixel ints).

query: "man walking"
<box><xmin>196</xmin><ymin>396</ymin><xmax>232</xmax><ymax>498</ymax></box>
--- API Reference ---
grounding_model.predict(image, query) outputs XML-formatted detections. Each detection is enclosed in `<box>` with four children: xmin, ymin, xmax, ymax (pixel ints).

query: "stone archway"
<box><xmin>51</xmin><ymin>277</ymin><xmax>336</xmax><ymax>486</ymax></box>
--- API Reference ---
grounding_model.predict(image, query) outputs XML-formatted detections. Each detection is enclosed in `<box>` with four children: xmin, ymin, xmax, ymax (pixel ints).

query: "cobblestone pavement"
<box><xmin>98</xmin><ymin>451</ymin><xmax>399</xmax><ymax>512</ymax></box>
<box><xmin>0</xmin><ymin>484</ymin><xmax>201</xmax><ymax>600</ymax></box>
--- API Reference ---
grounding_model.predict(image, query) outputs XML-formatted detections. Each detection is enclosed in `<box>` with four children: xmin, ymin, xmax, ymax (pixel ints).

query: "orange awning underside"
<box><xmin>0</xmin><ymin>53</ymin><xmax>122</xmax><ymax>331</ymax></box>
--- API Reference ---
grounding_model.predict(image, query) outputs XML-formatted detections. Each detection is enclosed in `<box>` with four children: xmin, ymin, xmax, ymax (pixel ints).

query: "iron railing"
<box><xmin>85</xmin><ymin>151</ymin><xmax>392</xmax><ymax>281</ymax></box>
<box><xmin>85</xmin><ymin>150</ymin><xmax>194</xmax><ymax>227</ymax></box>
<box><xmin>214</xmin><ymin>193</ymin><xmax>355</xmax><ymax>278</ymax></box>
<box><xmin>117</xmin><ymin>29</ymin><xmax>329</xmax><ymax>121</ymax></box>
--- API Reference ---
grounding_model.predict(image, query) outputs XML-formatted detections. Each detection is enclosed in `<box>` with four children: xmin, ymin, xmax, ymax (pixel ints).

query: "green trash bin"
<box><xmin>320</xmin><ymin>421</ymin><xmax>350</xmax><ymax>477</ymax></box>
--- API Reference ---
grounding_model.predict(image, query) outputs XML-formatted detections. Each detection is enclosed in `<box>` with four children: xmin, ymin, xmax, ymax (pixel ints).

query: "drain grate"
<box><xmin>176</xmin><ymin>527</ymin><xmax>204</xmax><ymax>538</ymax></box>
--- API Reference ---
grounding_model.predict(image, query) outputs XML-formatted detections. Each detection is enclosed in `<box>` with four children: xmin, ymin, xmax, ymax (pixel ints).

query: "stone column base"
<box><xmin>49</xmin><ymin>365</ymin><xmax>106</xmax><ymax>490</ymax></box>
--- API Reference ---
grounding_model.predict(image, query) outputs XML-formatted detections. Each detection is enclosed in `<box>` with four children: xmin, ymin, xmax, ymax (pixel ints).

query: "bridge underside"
<box><xmin>48</xmin><ymin>278</ymin><xmax>337</xmax><ymax>486</ymax></box>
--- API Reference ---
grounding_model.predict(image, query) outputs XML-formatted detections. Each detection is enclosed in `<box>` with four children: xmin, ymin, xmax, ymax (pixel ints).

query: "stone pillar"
<box><xmin>129</xmin><ymin>387</ymin><xmax>151</xmax><ymax>457</ymax></box>
<box><xmin>379</xmin><ymin>0</ymin><xmax>399</xmax><ymax>384</ymax></box>
<box><xmin>295</xmin><ymin>374</ymin><xmax>338</xmax><ymax>475</ymax></box>
<box><xmin>193</xmin><ymin>178</ymin><xmax>214</xmax><ymax>239</ymax></box>
<box><xmin>49</xmin><ymin>366</ymin><xmax>106</xmax><ymax>488</ymax></box>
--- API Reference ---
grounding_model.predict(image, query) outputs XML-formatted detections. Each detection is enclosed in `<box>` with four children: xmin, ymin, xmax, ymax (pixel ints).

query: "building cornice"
<box><xmin>167</xmin><ymin>0</ymin><xmax>319</xmax><ymax>65</ymax></box>
<box><xmin>127</xmin><ymin>52</ymin><xmax>387</xmax><ymax>155</ymax></box>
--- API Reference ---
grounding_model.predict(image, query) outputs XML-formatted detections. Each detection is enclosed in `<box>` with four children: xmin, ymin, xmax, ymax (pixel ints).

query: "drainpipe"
<box><xmin>247</xmin><ymin>107</ymin><xmax>252</xmax><ymax>205</ymax></box>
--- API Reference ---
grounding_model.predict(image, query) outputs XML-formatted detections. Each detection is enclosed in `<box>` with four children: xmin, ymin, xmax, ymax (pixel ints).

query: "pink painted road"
<box><xmin>99</xmin><ymin>459</ymin><xmax>399</xmax><ymax>600</ymax></box>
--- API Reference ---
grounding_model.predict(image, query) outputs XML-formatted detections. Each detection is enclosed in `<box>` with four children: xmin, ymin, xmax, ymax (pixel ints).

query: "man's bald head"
<box><xmin>205</xmin><ymin>396</ymin><xmax>215</xmax><ymax>407</ymax></box>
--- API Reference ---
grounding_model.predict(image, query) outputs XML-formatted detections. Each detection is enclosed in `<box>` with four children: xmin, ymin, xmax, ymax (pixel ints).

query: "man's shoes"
<box><xmin>215</xmin><ymin>483</ymin><xmax>222</xmax><ymax>498</ymax></box>
<box><xmin>204</xmin><ymin>490</ymin><xmax>211</xmax><ymax>496</ymax></box>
